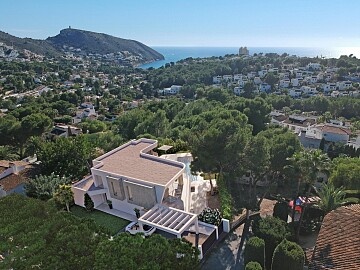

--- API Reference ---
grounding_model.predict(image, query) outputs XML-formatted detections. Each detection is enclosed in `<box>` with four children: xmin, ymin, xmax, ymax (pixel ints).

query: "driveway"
<box><xmin>201</xmin><ymin>223</ymin><xmax>246</xmax><ymax>270</ymax></box>
<box><xmin>201</xmin><ymin>199</ymin><xmax>276</xmax><ymax>270</ymax></box>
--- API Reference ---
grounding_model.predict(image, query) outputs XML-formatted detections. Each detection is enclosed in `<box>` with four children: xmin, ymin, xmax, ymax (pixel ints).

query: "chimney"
<box><xmin>9</xmin><ymin>162</ymin><xmax>18</xmax><ymax>174</ymax></box>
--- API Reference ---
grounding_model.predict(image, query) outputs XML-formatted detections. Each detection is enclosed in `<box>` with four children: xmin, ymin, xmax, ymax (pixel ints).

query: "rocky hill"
<box><xmin>0</xmin><ymin>31</ymin><xmax>61</xmax><ymax>58</ymax></box>
<box><xmin>0</xmin><ymin>28</ymin><xmax>164</xmax><ymax>64</ymax></box>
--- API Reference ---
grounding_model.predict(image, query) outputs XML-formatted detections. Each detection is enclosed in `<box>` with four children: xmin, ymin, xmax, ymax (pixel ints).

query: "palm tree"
<box><xmin>315</xmin><ymin>183</ymin><xmax>359</xmax><ymax>214</ymax></box>
<box><xmin>54</xmin><ymin>184</ymin><xmax>73</xmax><ymax>212</ymax></box>
<box><xmin>0</xmin><ymin>145</ymin><xmax>19</xmax><ymax>161</ymax></box>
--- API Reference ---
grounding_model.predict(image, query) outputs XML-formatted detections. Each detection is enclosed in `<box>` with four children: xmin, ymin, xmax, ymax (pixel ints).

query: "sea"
<box><xmin>139</xmin><ymin>47</ymin><xmax>360</xmax><ymax>69</ymax></box>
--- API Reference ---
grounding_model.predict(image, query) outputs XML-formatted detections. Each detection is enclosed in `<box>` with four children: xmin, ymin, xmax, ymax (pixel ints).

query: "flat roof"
<box><xmin>94</xmin><ymin>139</ymin><xmax>184</xmax><ymax>186</ymax></box>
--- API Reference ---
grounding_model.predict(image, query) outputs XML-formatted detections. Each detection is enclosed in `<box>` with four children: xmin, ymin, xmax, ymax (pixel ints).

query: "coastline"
<box><xmin>139</xmin><ymin>46</ymin><xmax>360</xmax><ymax>69</ymax></box>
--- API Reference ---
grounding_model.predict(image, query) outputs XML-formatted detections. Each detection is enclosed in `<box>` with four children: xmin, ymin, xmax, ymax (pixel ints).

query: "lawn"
<box><xmin>71</xmin><ymin>205</ymin><xmax>129</xmax><ymax>235</ymax></box>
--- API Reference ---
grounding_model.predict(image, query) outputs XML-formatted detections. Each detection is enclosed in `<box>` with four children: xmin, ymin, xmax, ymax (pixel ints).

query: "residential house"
<box><xmin>213</xmin><ymin>76</ymin><xmax>222</xmax><ymax>84</ymax></box>
<box><xmin>280</xmin><ymin>115</ymin><xmax>317</xmax><ymax>133</ymax></box>
<box><xmin>299</xmin><ymin>124</ymin><xmax>351</xmax><ymax>149</ymax></box>
<box><xmin>0</xmin><ymin>157</ymin><xmax>38</xmax><ymax>198</ymax></box>
<box><xmin>258</xmin><ymin>70</ymin><xmax>267</xmax><ymax>78</ymax></box>
<box><xmin>306</xmin><ymin>62</ymin><xmax>321</xmax><ymax>70</ymax></box>
<box><xmin>323</xmin><ymin>83</ymin><xmax>337</xmax><ymax>93</ymax></box>
<box><xmin>222</xmin><ymin>75</ymin><xmax>233</xmax><ymax>82</ymax></box>
<box><xmin>80</xmin><ymin>102</ymin><xmax>95</xmax><ymax>109</ymax></box>
<box><xmin>253</xmin><ymin>77</ymin><xmax>262</xmax><ymax>85</ymax></box>
<box><xmin>233</xmin><ymin>86</ymin><xmax>243</xmax><ymax>96</ymax></box>
<box><xmin>309</xmin><ymin>205</ymin><xmax>360</xmax><ymax>270</ymax></box>
<box><xmin>238</xmin><ymin>76</ymin><xmax>249</xmax><ymax>87</ymax></box>
<box><xmin>233</xmin><ymin>74</ymin><xmax>243</xmax><ymax>81</ymax></box>
<box><xmin>247</xmin><ymin>72</ymin><xmax>257</xmax><ymax>79</ymax></box>
<box><xmin>289</xmin><ymin>88</ymin><xmax>302</xmax><ymax>98</ymax></box>
<box><xmin>279</xmin><ymin>79</ymin><xmax>290</xmax><ymax>88</ymax></box>
<box><xmin>259</xmin><ymin>83</ymin><xmax>271</xmax><ymax>93</ymax></box>
<box><xmin>48</xmin><ymin>124</ymin><xmax>82</xmax><ymax>138</ymax></box>
<box><xmin>72</xmin><ymin>138</ymin><xmax>217</xmax><ymax>240</ymax></box>
<box><xmin>301</xmin><ymin>86</ymin><xmax>318</xmax><ymax>96</ymax></box>
<box><xmin>294</xmin><ymin>70</ymin><xmax>304</xmax><ymax>78</ymax></box>
<box><xmin>306</xmin><ymin>76</ymin><xmax>318</xmax><ymax>84</ymax></box>
<box><xmin>337</xmin><ymin>81</ymin><xmax>352</xmax><ymax>91</ymax></box>
<box><xmin>159</xmin><ymin>85</ymin><xmax>182</xmax><ymax>95</ymax></box>
<box><xmin>73</xmin><ymin>107</ymin><xmax>98</xmax><ymax>124</ymax></box>
<box><xmin>291</xmin><ymin>78</ymin><xmax>302</xmax><ymax>87</ymax></box>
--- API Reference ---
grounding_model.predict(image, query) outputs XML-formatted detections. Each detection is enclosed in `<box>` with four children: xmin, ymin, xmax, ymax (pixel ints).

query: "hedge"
<box><xmin>272</xmin><ymin>239</ymin><xmax>305</xmax><ymax>270</ymax></box>
<box><xmin>217</xmin><ymin>173</ymin><xmax>234</xmax><ymax>220</ymax></box>
<box><xmin>244</xmin><ymin>237</ymin><xmax>265</xmax><ymax>268</ymax></box>
<box><xmin>253</xmin><ymin>216</ymin><xmax>291</xmax><ymax>270</ymax></box>
<box><xmin>245</xmin><ymin>261</ymin><xmax>262</xmax><ymax>270</ymax></box>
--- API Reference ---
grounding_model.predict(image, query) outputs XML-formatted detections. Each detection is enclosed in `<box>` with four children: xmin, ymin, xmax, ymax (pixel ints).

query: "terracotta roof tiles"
<box><xmin>309</xmin><ymin>205</ymin><xmax>360</xmax><ymax>270</ymax></box>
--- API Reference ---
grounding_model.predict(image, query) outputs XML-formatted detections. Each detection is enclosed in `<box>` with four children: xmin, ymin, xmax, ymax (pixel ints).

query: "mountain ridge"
<box><xmin>0</xmin><ymin>28</ymin><xmax>164</xmax><ymax>64</ymax></box>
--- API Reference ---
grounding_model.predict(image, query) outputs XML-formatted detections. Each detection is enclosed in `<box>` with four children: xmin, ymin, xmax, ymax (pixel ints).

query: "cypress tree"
<box><xmin>84</xmin><ymin>193</ymin><xmax>94</xmax><ymax>211</ymax></box>
<box><xmin>245</xmin><ymin>261</ymin><xmax>262</xmax><ymax>270</ymax></box>
<box><xmin>244</xmin><ymin>237</ymin><xmax>265</xmax><ymax>268</ymax></box>
<box><xmin>273</xmin><ymin>201</ymin><xmax>288</xmax><ymax>222</ymax></box>
<box><xmin>271</xmin><ymin>239</ymin><xmax>304</xmax><ymax>270</ymax></box>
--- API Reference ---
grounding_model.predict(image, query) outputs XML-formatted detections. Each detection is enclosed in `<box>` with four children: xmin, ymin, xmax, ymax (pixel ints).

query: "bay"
<box><xmin>140</xmin><ymin>46</ymin><xmax>360</xmax><ymax>69</ymax></box>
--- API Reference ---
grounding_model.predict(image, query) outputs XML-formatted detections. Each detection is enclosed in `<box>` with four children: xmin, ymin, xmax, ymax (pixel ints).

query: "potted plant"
<box><xmin>134</xmin><ymin>208</ymin><xmax>141</xmax><ymax>218</ymax></box>
<box><xmin>107</xmin><ymin>199</ymin><xmax>113</xmax><ymax>209</ymax></box>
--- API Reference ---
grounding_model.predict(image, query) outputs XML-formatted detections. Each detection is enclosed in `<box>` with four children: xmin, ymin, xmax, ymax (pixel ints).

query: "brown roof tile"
<box><xmin>0</xmin><ymin>165</ymin><xmax>38</xmax><ymax>192</ymax></box>
<box><xmin>317</xmin><ymin>124</ymin><xmax>352</xmax><ymax>136</ymax></box>
<box><xmin>309</xmin><ymin>205</ymin><xmax>360</xmax><ymax>270</ymax></box>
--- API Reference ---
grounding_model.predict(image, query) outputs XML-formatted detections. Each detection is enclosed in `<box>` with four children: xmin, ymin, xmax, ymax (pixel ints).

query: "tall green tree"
<box><xmin>94</xmin><ymin>233</ymin><xmax>199</xmax><ymax>270</ymax></box>
<box><xmin>25</xmin><ymin>173</ymin><xmax>70</xmax><ymax>200</ymax></box>
<box><xmin>32</xmin><ymin>135</ymin><xmax>94</xmax><ymax>179</ymax></box>
<box><xmin>0</xmin><ymin>195</ymin><xmax>104</xmax><ymax>270</ymax></box>
<box><xmin>329</xmin><ymin>157</ymin><xmax>360</xmax><ymax>190</ymax></box>
<box><xmin>288</xmin><ymin>149</ymin><xmax>331</xmax><ymax>239</ymax></box>
<box><xmin>53</xmin><ymin>184</ymin><xmax>73</xmax><ymax>212</ymax></box>
<box><xmin>186</xmin><ymin>108</ymin><xmax>252</xmax><ymax>193</ymax></box>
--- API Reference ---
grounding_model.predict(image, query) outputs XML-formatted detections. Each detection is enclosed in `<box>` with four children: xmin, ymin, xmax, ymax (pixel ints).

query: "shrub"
<box><xmin>273</xmin><ymin>201</ymin><xmax>288</xmax><ymax>222</ymax></box>
<box><xmin>253</xmin><ymin>216</ymin><xmax>291</xmax><ymax>269</ymax></box>
<box><xmin>198</xmin><ymin>208</ymin><xmax>222</xmax><ymax>226</ymax></box>
<box><xmin>84</xmin><ymin>193</ymin><xmax>94</xmax><ymax>211</ymax></box>
<box><xmin>245</xmin><ymin>261</ymin><xmax>262</xmax><ymax>270</ymax></box>
<box><xmin>244</xmin><ymin>237</ymin><xmax>265</xmax><ymax>268</ymax></box>
<box><xmin>271</xmin><ymin>239</ymin><xmax>304</xmax><ymax>270</ymax></box>
<box><xmin>217</xmin><ymin>173</ymin><xmax>234</xmax><ymax>220</ymax></box>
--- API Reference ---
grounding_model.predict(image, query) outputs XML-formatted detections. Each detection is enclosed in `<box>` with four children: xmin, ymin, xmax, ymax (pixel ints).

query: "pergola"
<box><xmin>138</xmin><ymin>204</ymin><xmax>198</xmax><ymax>238</ymax></box>
<box><xmin>157</xmin><ymin>145</ymin><xmax>173</xmax><ymax>153</ymax></box>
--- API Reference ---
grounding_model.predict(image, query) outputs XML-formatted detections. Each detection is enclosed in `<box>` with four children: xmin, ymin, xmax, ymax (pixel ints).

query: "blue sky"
<box><xmin>1</xmin><ymin>0</ymin><xmax>360</xmax><ymax>47</ymax></box>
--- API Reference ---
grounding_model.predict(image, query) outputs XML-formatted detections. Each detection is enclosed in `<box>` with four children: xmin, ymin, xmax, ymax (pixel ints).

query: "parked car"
<box><xmin>125</xmin><ymin>222</ymin><xmax>156</xmax><ymax>236</ymax></box>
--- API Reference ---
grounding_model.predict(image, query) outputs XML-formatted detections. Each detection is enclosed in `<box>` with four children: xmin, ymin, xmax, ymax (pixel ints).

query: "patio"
<box><xmin>96</xmin><ymin>203</ymin><xmax>137</xmax><ymax>222</ymax></box>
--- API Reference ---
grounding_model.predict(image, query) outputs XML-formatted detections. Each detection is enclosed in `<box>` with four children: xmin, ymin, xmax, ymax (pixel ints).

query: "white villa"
<box><xmin>72</xmin><ymin>138</ymin><xmax>228</xmax><ymax>244</ymax></box>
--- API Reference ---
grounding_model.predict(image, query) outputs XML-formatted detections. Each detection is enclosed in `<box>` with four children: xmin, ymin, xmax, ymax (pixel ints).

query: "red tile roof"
<box><xmin>309</xmin><ymin>205</ymin><xmax>360</xmax><ymax>270</ymax></box>
<box><xmin>317</xmin><ymin>124</ymin><xmax>352</xmax><ymax>136</ymax></box>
